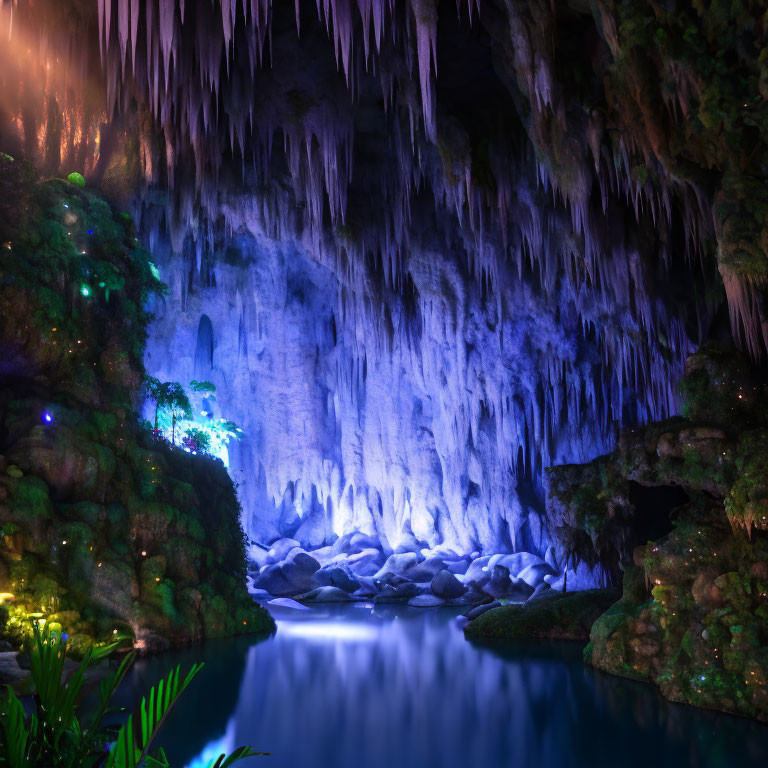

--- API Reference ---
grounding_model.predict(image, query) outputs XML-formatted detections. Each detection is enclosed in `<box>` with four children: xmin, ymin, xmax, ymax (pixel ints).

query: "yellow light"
<box><xmin>0</xmin><ymin>593</ymin><xmax>14</xmax><ymax>604</ymax></box>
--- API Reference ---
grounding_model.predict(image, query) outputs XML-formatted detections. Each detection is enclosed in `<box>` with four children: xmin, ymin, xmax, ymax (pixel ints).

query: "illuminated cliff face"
<box><xmin>2</xmin><ymin>0</ymin><xmax>738</xmax><ymax>560</ymax></box>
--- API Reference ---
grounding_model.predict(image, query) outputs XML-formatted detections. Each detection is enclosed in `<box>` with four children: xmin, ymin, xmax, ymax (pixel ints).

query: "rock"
<box><xmin>267</xmin><ymin>597</ymin><xmax>309</xmax><ymax>610</ymax></box>
<box><xmin>517</xmin><ymin>562</ymin><xmax>556</xmax><ymax>587</ymax></box>
<box><xmin>544</xmin><ymin>546</ymin><xmax>560</xmax><ymax>572</ymax></box>
<box><xmin>377</xmin><ymin>571</ymin><xmax>410</xmax><ymax>588</ymax></box>
<box><xmin>445</xmin><ymin>559</ymin><xmax>470</xmax><ymax>575</ymax></box>
<box><xmin>0</xmin><ymin>652</ymin><xmax>25</xmax><ymax>685</ymax></box>
<box><xmin>464</xmin><ymin>601</ymin><xmax>501</xmax><ymax>620</ymax></box>
<box><xmin>404</xmin><ymin>556</ymin><xmax>449</xmax><ymax>582</ymax></box>
<box><xmin>692</xmin><ymin>572</ymin><xmax>725</xmax><ymax>609</ymax></box>
<box><xmin>430</xmin><ymin>569</ymin><xmax>466</xmax><ymax>599</ymax></box>
<box><xmin>525</xmin><ymin>582</ymin><xmax>552</xmax><ymax>603</ymax></box>
<box><xmin>408</xmin><ymin>594</ymin><xmax>444</xmax><ymax>607</ymax></box>
<box><xmin>465</xmin><ymin>588</ymin><xmax>621</xmax><ymax>642</ymax></box>
<box><xmin>488</xmin><ymin>552</ymin><xmax>545</xmax><ymax>575</ymax></box>
<box><xmin>329</xmin><ymin>567</ymin><xmax>360</xmax><ymax>593</ymax></box>
<box><xmin>264</xmin><ymin>538</ymin><xmax>301</xmax><ymax>565</ymax></box>
<box><xmin>374</xmin><ymin>552</ymin><xmax>419</xmax><ymax>580</ymax></box>
<box><xmin>507</xmin><ymin>579</ymin><xmax>535</xmax><ymax>602</ymax></box>
<box><xmin>352</xmin><ymin>576</ymin><xmax>379</xmax><ymax>596</ymax></box>
<box><xmin>297</xmin><ymin>586</ymin><xmax>355</xmax><ymax>603</ymax></box>
<box><xmin>349</xmin><ymin>532</ymin><xmax>382</xmax><ymax>552</ymax></box>
<box><xmin>344</xmin><ymin>547</ymin><xmax>385</xmax><ymax>575</ymax></box>
<box><xmin>291</xmin><ymin>552</ymin><xmax>321</xmax><ymax>573</ymax></box>
<box><xmin>463</xmin><ymin>555</ymin><xmax>493</xmax><ymax>584</ymax></box>
<box><xmin>484</xmin><ymin>564</ymin><xmax>512</xmax><ymax>598</ymax></box>
<box><xmin>394</xmin><ymin>532</ymin><xmax>422</xmax><ymax>553</ymax></box>
<box><xmin>253</xmin><ymin>564</ymin><xmax>294</xmax><ymax>595</ymax></box>
<box><xmin>656</xmin><ymin>432</ymin><xmax>682</xmax><ymax>459</ymax></box>
<box><xmin>375</xmin><ymin>582</ymin><xmax>424</xmax><ymax>602</ymax></box>
<box><xmin>295</xmin><ymin>508</ymin><xmax>330</xmax><ymax>550</ymax></box>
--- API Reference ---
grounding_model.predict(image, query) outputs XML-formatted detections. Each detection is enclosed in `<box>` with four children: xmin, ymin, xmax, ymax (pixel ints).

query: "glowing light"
<box><xmin>278</xmin><ymin>621</ymin><xmax>379</xmax><ymax>642</ymax></box>
<box><xmin>0</xmin><ymin>593</ymin><xmax>15</xmax><ymax>604</ymax></box>
<box><xmin>61</xmin><ymin>540</ymin><xmax>67</xmax><ymax>545</ymax></box>
<box><xmin>141</xmin><ymin>550</ymin><xmax>147</xmax><ymax>557</ymax></box>
<box><xmin>80</xmin><ymin>284</ymin><xmax>91</xmax><ymax>297</ymax></box>
<box><xmin>42</xmin><ymin>411</ymin><xmax>53</xmax><ymax>424</ymax></box>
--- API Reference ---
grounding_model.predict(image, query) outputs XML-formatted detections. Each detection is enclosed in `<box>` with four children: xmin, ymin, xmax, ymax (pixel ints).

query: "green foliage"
<box><xmin>0</xmin><ymin>624</ymin><xmax>263</xmax><ymax>767</ymax></box>
<box><xmin>65</xmin><ymin>172</ymin><xmax>85</xmax><ymax>188</ymax></box>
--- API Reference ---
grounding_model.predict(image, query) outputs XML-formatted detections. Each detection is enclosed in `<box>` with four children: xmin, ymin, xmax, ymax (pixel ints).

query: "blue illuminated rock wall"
<box><xmin>142</xmin><ymin>206</ymin><xmax>693</xmax><ymax>565</ymax></box>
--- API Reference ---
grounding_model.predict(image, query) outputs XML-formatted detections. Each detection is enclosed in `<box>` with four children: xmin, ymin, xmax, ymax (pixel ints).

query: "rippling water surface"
<box><xmin>114</xmin><ymin>604</ymin><xmax>768</xmax><ymax>768</ymax></box>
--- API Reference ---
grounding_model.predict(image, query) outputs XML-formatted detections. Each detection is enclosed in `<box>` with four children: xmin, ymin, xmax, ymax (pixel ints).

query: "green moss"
<box><xmin>0</xmin><ymin>160</ymin><xmax>272</xmax><ymax>653</ymax></box>
<box><xmin>465</xmin><ymin>589</ymin><xmax>620</xmax><ymax>642</ymax></box>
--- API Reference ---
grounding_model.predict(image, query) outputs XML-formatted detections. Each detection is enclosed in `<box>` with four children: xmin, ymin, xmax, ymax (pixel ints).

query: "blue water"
<box><xmin>113</xmin><ymin>604</ymin><xmax>768</xmax><ymax>768</ymax></box>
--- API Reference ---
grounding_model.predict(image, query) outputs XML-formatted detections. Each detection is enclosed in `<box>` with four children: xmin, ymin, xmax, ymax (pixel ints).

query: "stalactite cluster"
<box><xmin>3</xmin><ymin>0</ymin><xmax>764</xmax><ymax>563</ymax></box>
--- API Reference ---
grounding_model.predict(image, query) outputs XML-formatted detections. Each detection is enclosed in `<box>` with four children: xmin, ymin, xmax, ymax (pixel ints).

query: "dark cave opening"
<box><xmin>628</xmin><ymin>481</ymin><xmax>690</xmax><ymax>545</ymax></box>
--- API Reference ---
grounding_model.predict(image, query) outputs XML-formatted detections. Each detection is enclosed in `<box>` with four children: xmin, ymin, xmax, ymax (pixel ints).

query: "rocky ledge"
<box><xmin>465</xmin><ymin>345</ymin><xmax>768</xmax><ymax>721</ymax></box>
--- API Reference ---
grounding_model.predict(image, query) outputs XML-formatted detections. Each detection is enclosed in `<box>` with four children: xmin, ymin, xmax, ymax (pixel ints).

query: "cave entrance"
<box><xmin>628</xmin><ymin>482</ymin><xmax>689</xmax><ymax>544</ymax></box>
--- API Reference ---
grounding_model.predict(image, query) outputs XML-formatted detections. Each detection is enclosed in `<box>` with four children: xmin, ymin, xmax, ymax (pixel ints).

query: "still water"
<box><xmin>114</xmin><ymin>604</ymin><xmax>768</xmax><ymax>768</ymax></box>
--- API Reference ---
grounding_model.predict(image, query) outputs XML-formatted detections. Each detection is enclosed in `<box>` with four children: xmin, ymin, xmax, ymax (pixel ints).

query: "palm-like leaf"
<box><xmin>105</xmin><ymin>663</ymin><xmax>203</xmax><ymax>768</ymax></box>
<box><xmin>208</xmin><ymin>747</ymin><xmax>270</xmax><ymax>767</ymax></box>
<box><xmin>0</xmin><ymin>688</ymin><xmax>33</xmax><ymax>768</ymax></box>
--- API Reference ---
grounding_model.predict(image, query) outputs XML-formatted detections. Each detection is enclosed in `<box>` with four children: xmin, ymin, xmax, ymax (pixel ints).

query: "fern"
<box><xmin>0</xmin><ymin>624</ymin><xmax>264</xmax><ymax>767</ymax></box>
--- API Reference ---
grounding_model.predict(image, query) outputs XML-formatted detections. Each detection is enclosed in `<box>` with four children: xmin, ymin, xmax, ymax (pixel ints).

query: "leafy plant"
<box><xmin>0</xmin><ymin>624</ymin><xmax>265</xmax><ymax>767</ymax></box>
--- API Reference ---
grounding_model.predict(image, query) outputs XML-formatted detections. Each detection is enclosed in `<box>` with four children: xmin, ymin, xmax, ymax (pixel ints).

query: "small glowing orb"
<box><xmin>42</xmin><ymin>411</ymin><xmax>53</xmax><ymax>424</ymax></box>
<box><xmin>80</xmin><ymin>284</ymin><xmax>91</xmax><ymax>297</ymax></box>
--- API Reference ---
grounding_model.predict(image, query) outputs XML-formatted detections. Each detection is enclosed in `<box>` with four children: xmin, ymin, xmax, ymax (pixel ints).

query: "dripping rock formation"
<box><xmin>0</xmin><ymin>0</ymin><xmax>766</xmax><ymax>708</ymax></box>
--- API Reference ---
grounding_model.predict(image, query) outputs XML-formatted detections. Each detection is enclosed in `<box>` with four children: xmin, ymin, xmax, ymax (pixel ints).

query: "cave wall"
<box><xmin>4</xmin><ymin>0</ymin><xmax>755</xmax><ymax>562</ymax></box>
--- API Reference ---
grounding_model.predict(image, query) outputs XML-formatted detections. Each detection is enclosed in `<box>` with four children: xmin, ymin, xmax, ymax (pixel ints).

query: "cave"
<box><xmin>1</xmin><ymin>0</ymin><xmax>768</xmax><ymax>764</ymax></box>
<box><xmin>628</xmin><ymin>481</ymin><xmax>690</xmax><ymax>546</ymax></box>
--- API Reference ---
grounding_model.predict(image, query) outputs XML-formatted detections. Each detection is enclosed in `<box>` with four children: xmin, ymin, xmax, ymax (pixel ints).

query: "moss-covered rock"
<box><xmin>0</xmin><ymin>157</ymin><xmax>273</xmax><ymax>653</ymax></box>
<box><xmin>548</xmin><ymin>344</ymin><xmax>768</xmax><ymax>720</ymax></box>
<box><xmin>464</xmin><ymin>589</ymin><xmax>620</xmax><ymax>643</ymax></box>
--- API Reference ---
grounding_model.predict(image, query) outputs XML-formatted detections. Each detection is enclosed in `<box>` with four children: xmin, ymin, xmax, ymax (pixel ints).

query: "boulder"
<box><xmin>445</xmin><ymin>559</ymin><xmax>470</xmax><ymax>575</ymax></box>
<box><xmin>488</xmin><ymin>552</ymin><xmax>545</xmax><ymax>576</ymax></box>
<box><xmin>252</xmin><ymin>564</ymin><xmax>293</xmax><ymax>596</ymax></box>
<box><xmin>345</xmin><ymin>547</ymin><xmax>385</xmax><ymax>575</ymax></box>
<box><xmin>290</xmin><ymin>551</ymin><xmax>321</xmax><ymax>573</ymax></box>
<box><xmin>297</xmin><ymin>586</ymin><xmax>355</xmax><ymax>603</ymax></box>
<box><xmin>507</xmin><ymin>579</ymin><xmax>535</xmax><ymax>602</ymax></box>
<box><xmin>462</xmin><ymin>556</ymin><xmax>493</xmax><ymax>585</ymax></box>
<box><xmin>375</xmin><ymin>582</ymin><xmax>424</xmax><ymax>603</ymax></box>
<box><xmin>484</xmin><ymin>564</ymin><xmax>512</xmax><ymax>598</ymax></box>
<box><xmin>267</xmin><ymin>597</ymin><xmax>309</xmax><ymax>610</ymax></box>
<box><xmin>464</xmin><ymin>601</ymin><xmax>500</xmax><ymax>621</ymax></box>
<box><xmin>264</xmin><ymin>538</ymin><xmax>301</xmax><ymax>565</ymax></box>
<box><xmin>691</xmin><ymin>571</ymin><xmax>725</xmax><ymax>609</ymax></box>
<box><xmin>517</xmin><ymin>562</ymin><xmax>556</xmax><ymax>587</ymax></box>
<box><xmin>430</xmin><ymin>569</ymin><xmax>466</xmax><ymax>600</ymax></box>
<box><xmin>295</xmin><ymin>509</ymin><xmax>330</xmax><ymax>550</ymax></box>
<box><xmin>525</xmin><ymin>582</ymin><xmax>553</xmax><ymax>603</ymax></box>
<box><xmin>329</xmin><ymin>567</ymin><xmax>360</xmax><ymax>593</ymax></box>
<box><xmin>374</xmin><ymin>552</ymin><xmax>419</xmax><ymax>580</ymax></box>
<box><xmin>408</xmin><ymin>594</ymin><xmax>444</xmax><ymax>607</ymax></box>
<box><xmin>352</xmin><ymin>576</ymin><xmax>379</xmax><ymax>597</ymax></box>
<box><xmin>404</xmin><ymin>556</ymin><xmax>448</xmax><ymax>582</ymax></box>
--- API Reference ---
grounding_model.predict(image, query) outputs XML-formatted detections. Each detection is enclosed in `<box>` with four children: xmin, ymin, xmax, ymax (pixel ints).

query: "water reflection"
<box><xmin>116</xmin><ymin>605</ymin><xmax>768</xmax><ymax>768</ymax></box>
